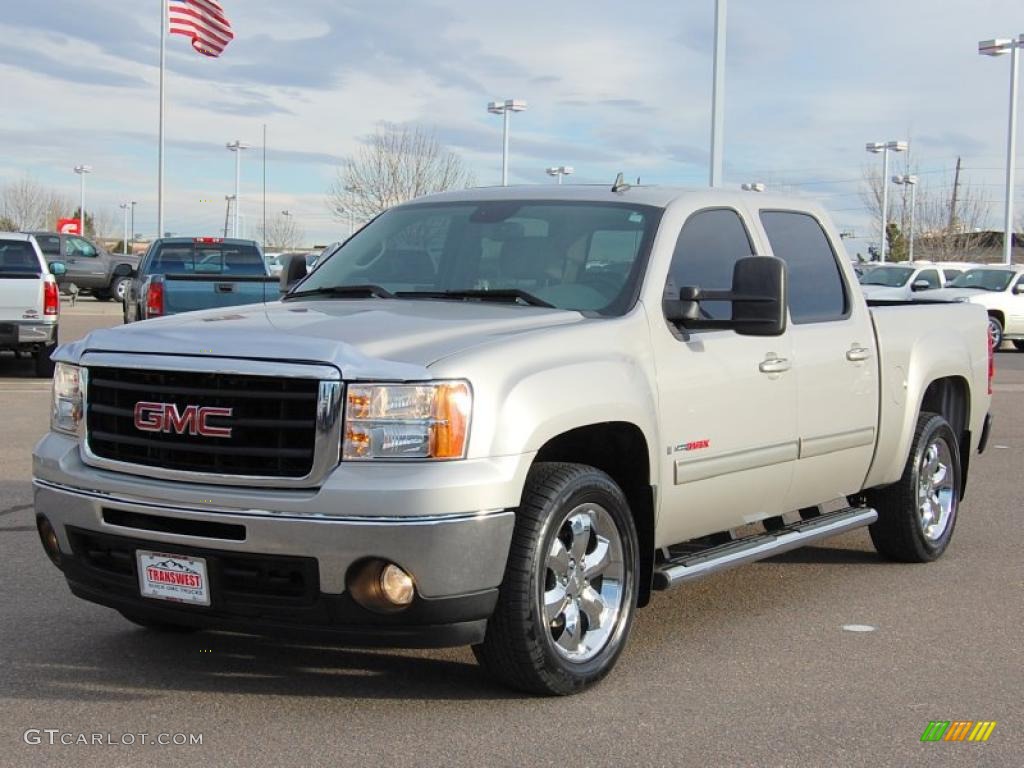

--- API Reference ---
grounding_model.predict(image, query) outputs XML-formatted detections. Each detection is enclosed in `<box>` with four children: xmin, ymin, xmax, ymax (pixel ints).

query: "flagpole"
<box><xmin>262</xmin><ymin>123</ymin><xmax>267</xmax><ymax>249</ymax></box>
<box><xmin>157</xmin><ymin>0</ymin><xmax>166</xmax><ymax>238</ymax></box>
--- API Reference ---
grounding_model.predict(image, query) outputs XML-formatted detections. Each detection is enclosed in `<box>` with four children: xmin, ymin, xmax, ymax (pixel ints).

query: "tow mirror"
<box><xmin>48</xmin><ymin>261</ymin><xmax>67</xmax><ymax>276</ymax></box>
<box><xmin>664</xmin><ymin>256</ymin><xmax>787</xmax><ymax>337</ymax></box>
<box><xmin>280</xmin><ymin>253</ymin><xmax>308</xmax><ymax>293</ymax></box>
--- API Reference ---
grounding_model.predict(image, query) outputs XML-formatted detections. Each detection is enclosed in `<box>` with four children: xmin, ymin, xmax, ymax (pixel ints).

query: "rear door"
<box><xmin>758</xmin><ymin>210</ymin><xmax>879</xmax><ymax>510</ymax></box>
<box><xmin>650</xmin><ymin>208</ymin><xmax>798</xmax><ymax>544</ymax></box>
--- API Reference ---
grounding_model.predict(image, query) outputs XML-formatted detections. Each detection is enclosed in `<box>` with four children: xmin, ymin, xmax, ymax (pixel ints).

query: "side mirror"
<box><xmin>911</xmin><ymin>279</ymin><xmax>930</xmax><ymax>292</ymax></box>
<box><xmin>280</xmin><ymin>253</ymin><xmax>308</xmax><ymax>293</ymax></box>
<box><xmin>113</xmin><ymin>263</ymin><xmax>135</xmax><ymax>277</ymax></box>
<box><xmin>48</xmin><ymin>261</ymin><xmax>67</xmax><ymax>276</ymax></box>
<box><xmin>1013</xmin><ymin>283</ymin><xmax>1024</xmax><ymax>295</ymax></box>
<box><xmin>664</xmin><ymin>256</ymin><xmax>787</xmax><ymax>337</ymax></box>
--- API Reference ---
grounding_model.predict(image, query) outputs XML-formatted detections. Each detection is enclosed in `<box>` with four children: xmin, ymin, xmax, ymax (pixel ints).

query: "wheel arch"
<box><xmin>533</xmin><ymin>422</ymin><xmax>656</xmax><ymax>608</ymax></box>
<box><xmin>920</xmin><ymin>375</ymin><xmax>971</xmax><ymax>499</ymax></box>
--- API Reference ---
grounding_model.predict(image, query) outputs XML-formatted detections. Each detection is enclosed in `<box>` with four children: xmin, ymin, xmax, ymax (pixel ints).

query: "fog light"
<box><xmin>36</xmin><ymin>515</ymin><xmax>61</xmax><ymax>567</ymax></box>
<box><xmin>380</xmin><ymin>564</ymin><xmax>415</xmax><ymax>606</ymax></box>
<box><xmin>346</xmin><ymin>559</ymin><xmax>417</xmax><ymax>614</ymax></box>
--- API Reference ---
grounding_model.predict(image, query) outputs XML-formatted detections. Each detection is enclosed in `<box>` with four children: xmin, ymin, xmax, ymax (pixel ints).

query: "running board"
<box><xmin>651</xmin><ymin>506</ymin><xmax>878</xmax><ymax>590</ymax></box>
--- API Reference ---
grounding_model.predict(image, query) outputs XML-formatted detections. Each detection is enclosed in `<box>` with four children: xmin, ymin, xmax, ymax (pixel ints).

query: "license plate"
<box><xmin>137</xmin><ymin>550</ymin><xmax>210</xmax><ymax>606</ymax></box>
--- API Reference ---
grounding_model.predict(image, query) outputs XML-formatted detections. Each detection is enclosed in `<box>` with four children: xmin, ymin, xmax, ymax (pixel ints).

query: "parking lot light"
<box><xmin>487</xmin><ymin>99</ymin><xmax>527</xmax><ymax>186</ymax></box>
<box><xmin>978</xmin><ymin>35</ymin><xmax>1023</xmax><ymax>265</ymax></box>
<box><xmin>865</xmin><ymin>141</ymin><xmax>908</xmax><ymax>262</ymax></box>
<box><xmin>73</xmin><ymin>165</ymin><xmax>92</xmax><ymax>237</ymax></box>
<box><xmin>741</xmin><ymin>182</ymin><xmax>766</xmax><ymax>192</ymax></box>
<box><xmin>546</xmin><ymin>166</ymin><xmax>574</xmax><ymax>184</ymax></box>
<box><xmin>226</xmin><ymin>141</ymin><xmax>251</xmax><ymax>238</ymax></box>
<box><xmin>892</xmin><ymin>174</ymin><xmax>919</xmax><ymax>261</ymax></box>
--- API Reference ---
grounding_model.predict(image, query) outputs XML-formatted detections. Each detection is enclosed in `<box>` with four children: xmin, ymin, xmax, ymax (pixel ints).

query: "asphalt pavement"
<box><xmin>0</xmin><ymin>297</ymin><xmax>1021</xmax><ymax>768</ymax></box>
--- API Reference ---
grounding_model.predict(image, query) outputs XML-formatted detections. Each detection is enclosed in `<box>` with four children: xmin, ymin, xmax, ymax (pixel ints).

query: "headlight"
<box><xmin>343</xmin><ymin>381</ymin><xmax>472</xmax><ymax>461</ymax></box>
<box><xmin>51</xmin><ymin>362</ymin><xmax>83</xmax><ymax>435</ymax></box>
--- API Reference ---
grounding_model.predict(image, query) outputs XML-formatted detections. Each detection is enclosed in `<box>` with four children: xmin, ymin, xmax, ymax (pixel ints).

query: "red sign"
<box><xmin>56</xmin><ymin>218</ymin><xmax>81</xmax><ymax>235</ymax></box>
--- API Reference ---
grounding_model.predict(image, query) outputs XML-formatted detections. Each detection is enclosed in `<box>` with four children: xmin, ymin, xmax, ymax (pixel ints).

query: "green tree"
<box><xmin>69</xmin><ymin>207</ymin><xmax>96</xmax><ymax>238</ymax></box>
<box><xmin>885</xmin><ymin>222</ymin><xmax>909</xmax><ymax>262</ymax></box>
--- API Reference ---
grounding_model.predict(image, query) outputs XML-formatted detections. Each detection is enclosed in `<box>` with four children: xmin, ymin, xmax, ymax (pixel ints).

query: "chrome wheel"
<box><xmin>988</xmin><ymin>317</ymin><xmax>1002</xmax><ymax>350</ymax></box>
<box><xmin>543</xmin><ymin>503</ymin><xmax>625</xmax><ymax>662</ymax></box>
<box><xmin>917</xmin><ymin>437</ymin><xmax>955</xmax><ymax>541</ymax></box>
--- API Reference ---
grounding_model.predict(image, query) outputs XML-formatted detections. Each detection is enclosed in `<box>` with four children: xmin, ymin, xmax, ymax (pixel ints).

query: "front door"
<box><xmin>63</xmin><ymin>236</ymin><xmax>105</xmax><ymax>288</ymax></box>
<box><xmin>650</xmin><ymin>207</ymin><xmax>798</xmax><ymax>547</ymax></box>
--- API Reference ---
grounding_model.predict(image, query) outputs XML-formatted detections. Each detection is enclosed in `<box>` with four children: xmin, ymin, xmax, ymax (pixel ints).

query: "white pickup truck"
<box><xmin>32</xmin><ymin>186</ymin><xmax>993</xmax><ymax>695</ymax></box>
<box><xmin>0</xmin><ymin>232</ymin><xmax>63</xmax><ymax>376</ymax></box>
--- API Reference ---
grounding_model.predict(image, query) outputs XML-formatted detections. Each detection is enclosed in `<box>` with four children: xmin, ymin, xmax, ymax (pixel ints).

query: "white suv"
<box><xmin>858</xmin><ymin>262</ymin><xmax>952</xmax><ymax>300</ymax></box>
<box><xmin>936</xmin><ymin>264</ymin><xmax>1024</xmax><ymax>350</ymax></box>
<box><xmin>0</xmin><ymin>233</ymin><xmax>63</xmax><ymax>376</ymax></box>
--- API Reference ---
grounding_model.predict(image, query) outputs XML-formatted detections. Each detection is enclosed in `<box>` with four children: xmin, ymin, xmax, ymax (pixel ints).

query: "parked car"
<box><xmin>264</xmin><ymin>252</ymin><xmax>284</xmax><ymax>278</ymax></box>
<box><xmin>123</xmin><ymin>237</ymin><xmax>277</xmax><ymax>323</ymax></box>
<box><xmin>28</xmin><ymin>232</ymin><xmax>139</xmax><ymax>302</ymax></box>
<box><xmin>34</xmin><ymin>186</ymin><xmax>992</xmax><ymax>695</ymax></box>
<box><xmin>857</xmin><ymin>262</ymin><xmax>953</xmax><ymax>300</ymax></box>
<box><xmin>931</xmin><ymin>264</ymin><xmax>1024</xmax><ymax>349</ymax></box>
<box><xmin>0</xmin><ymin>233</ymin><xmax>63</xmax><ymax>376</ymax></box>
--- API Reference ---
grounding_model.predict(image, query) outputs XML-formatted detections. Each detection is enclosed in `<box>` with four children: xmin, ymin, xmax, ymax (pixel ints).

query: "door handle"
<box><xmin>846</xmin><ymin>345</ymin><xmax>871</xmax><ymax>362</ymax></box>
<box><xmin>759</xmin><ymin>355</ymin><xmax>791</xmax><ymax>374</ymax></box>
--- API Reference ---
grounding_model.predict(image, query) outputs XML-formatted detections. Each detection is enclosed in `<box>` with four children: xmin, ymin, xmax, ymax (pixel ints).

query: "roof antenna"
<box><xmin>611</xmin><ymin>172</ymin><xmax>631</xmax><ymax>194</ymax></box>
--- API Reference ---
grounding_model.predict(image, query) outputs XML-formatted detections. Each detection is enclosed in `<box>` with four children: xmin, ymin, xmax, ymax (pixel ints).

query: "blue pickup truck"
<box><xmin>123</xmin><ymin>237</ymin><xmax>278</xmax><ymax>323</ymax></box>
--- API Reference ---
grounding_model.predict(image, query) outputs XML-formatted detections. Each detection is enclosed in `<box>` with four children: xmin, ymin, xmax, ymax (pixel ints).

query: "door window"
<box><xmin>916</xmin><ymin>269</ymin><xmax>940</xmax><ymax>289</ymax></box>
<box><xmin>760</xmin><ymin>211</ymin><xmax>847</xmax><ymax>323</ymax></box>
<box><xmin>664</xmin><ymin>209</ymin><xmax>754</xmax><ymax>321</ymax></box>
<box><xmin>69</xmin><ymin>237</ymin><xmax>98</xmax><ymax>257</ymax></box>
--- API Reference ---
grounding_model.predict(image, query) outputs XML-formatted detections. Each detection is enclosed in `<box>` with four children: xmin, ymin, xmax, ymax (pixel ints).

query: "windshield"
<box><xmin>859</xmin><ymin>266</ymin><xmax>913</xmax><ymax>287</ymax></box>
<box><xmin>292</xmin><ymin>201</ymin><xmax>661</xmax><ymax>315</ymax></box>
<box><xmin>0</xmin><ymin>240</ymin><xmax>42</xmax><ymax>275</ymax></box>
<box><xmin>948</xmin><ymin>269</ymin><xmax>1014</xmax><ymax>291</ymax></box>
<box><xmin>148</xmin><ymin>242</ymin><xmax>266</xmax><ymax>276</ymax></box>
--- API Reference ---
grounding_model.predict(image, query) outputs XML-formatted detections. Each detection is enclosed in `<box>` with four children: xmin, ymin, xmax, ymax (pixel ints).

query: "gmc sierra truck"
<box><xmin>33</xmin><ymin>186</ymin><xmax>993</xmax><ymax>695</ymax></box>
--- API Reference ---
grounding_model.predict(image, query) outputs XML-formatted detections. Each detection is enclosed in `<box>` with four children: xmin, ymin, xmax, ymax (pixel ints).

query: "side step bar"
<box><xmin>652</xmin><ymin>506</ymin><xmax>878</xmax><ymax>590</ymax></box>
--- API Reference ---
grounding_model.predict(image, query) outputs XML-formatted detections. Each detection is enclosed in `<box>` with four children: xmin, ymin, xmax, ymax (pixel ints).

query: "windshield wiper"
<box><xmin>396</xmin><ymin>288</ymin><xmax>555</xmax><ymax>308</ymax></box>
<box><xmin>286</xmin><ymin>284</ymin><xmax>395</xmax><ymax>300</ymax></box>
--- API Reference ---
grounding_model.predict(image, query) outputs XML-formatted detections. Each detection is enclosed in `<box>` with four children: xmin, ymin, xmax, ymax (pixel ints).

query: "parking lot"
<box><xmin>1</xmin><ymin>296</ymin><xmax>1021</xmax><ymax>767</ymax></box>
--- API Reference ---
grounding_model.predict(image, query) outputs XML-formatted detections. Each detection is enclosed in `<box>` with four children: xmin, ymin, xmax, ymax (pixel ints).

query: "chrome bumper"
<box><xmin>33</xmin><ymin>479</ymin><xmax>515</xmax><ymax>597</ymax></box>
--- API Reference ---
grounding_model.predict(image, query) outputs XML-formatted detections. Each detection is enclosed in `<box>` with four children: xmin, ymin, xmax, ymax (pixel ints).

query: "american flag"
<box><xmin>168</xmin><ymin>0</ymin><xmax>235</xmax><ymax>58</ymax></box>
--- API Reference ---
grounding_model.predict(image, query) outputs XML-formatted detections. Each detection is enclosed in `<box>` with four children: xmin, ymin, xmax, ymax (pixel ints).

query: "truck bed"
<box><xmin>160</xmin><ymin>274</ymin><xmax>280</xmax><ymax>316</ymax></box>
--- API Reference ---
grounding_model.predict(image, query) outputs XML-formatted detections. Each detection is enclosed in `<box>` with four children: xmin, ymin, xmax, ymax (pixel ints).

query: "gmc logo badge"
<box><xmin>133</xmin><ymin>401</ymin><xmax>233</xmax><ymax>438</ymax></box>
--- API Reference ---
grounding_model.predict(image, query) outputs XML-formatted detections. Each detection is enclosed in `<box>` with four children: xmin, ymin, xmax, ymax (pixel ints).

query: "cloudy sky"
<box><xmin>2</xmin><ymin>0</ymin><xmax>1021</xmax><ymax>252</ymax></box>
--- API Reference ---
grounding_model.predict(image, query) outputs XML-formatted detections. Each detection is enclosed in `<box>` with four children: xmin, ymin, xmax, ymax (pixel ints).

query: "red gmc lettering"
<box><xmin>133</xmin><ymin>402</ymin><xmax>233</xmax><ymax>438</ymax></box>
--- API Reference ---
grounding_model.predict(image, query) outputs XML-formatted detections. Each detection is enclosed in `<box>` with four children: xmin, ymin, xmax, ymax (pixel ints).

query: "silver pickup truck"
<box><xmin>33</xmin><ymin>186</ymin><xmax>993</xmax><ymax>695</ymax></box>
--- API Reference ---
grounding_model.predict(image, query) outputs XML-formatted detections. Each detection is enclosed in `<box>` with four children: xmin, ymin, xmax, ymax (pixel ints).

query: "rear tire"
<box><xmin>110</xmin><ymin>277</ymin><xmax>128</xmax><ymax>303</ymax></box>
<box><xmin>120</xmin><ymin>611</ymin><xmax>200</xmax><ymax>633</ymax></box>
<box><xmin>93</xmin><ymin>290</ymin><xmax>112</xmax><ymax>302</ymax></box>
<box><xmin>473</xmin><ymin>462</ymin><xmax>639</xmax><ymax>695</ymax></box>
<box><xmin>33</xmin><ymin>342</ymin><xmax>56</xmax><ymax>378</ymax></box>
<box><xmin>866</xmin><ymin>412</ymin><xmax>961</xmax><ymax>563</ymax></box>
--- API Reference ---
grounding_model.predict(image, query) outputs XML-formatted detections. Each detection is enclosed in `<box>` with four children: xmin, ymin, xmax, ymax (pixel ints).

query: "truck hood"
<box><xmin>61</xmin><ymin>298</ymin><xmax>585</xmax><ymax>378</ymax></box>
<box><xmin>923</xmin><ymin>287</ymin><xmax>997</xmax><ymax>303</ymax></box>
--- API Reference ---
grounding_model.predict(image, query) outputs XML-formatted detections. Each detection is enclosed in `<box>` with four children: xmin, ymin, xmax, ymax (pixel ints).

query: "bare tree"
<box><xmin>860</xmin><ymin>164</ymin><xmax>990</xmax><ymax>261</ymax></box>
<box><xmin>327</xmin><ymin>124</ymin><xmax>474</xmax><ymax>224</ymax></box>
<box><xmin>265</xmin><ymin>213</ymin><xmax>304</xmax><ymax>250</ymax></box>
<box><xmin>0</xmin><ymin>176</ymin><xmax>73</xmax><ymax>231</ymax></box>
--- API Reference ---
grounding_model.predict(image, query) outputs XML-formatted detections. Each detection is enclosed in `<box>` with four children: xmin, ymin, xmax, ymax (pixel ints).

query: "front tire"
<box><xmin>988</xmin><ymin>315</ymin><xmax>1003</xmax><ymax>350</ymax></box>
<box><xmin>866</xmin><ymin>411</ymin><xmax>961</xmax><ymax>563</ymax></box>
<box><xmin>473</xmin><ymin>462</ymin><xmax>639</xmax><ymax>695</ymax></box>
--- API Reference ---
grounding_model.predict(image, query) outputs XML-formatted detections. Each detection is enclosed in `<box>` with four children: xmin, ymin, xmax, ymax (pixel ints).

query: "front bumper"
<box><xmin>33</xmin><ymin>430</ymin><xmax>526</xmax><ymax>646</ymax></box>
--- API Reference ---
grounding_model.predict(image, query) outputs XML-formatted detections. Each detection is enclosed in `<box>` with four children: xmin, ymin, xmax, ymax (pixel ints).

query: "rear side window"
<box><xmin>34</xmin><ymin>236</ymin><xmax>61</xmax><ymax>257</ymax></box>
<box><xmin>0</xmin><ymin>240</ymin><xmax>42</xmax><ymax>275</ymax></box>
<box><xmin>760</xmin><ymin>211</ymin><xmax>847</xmax><ymax>323</ymax></box>
<box><xmin>664</xmin><ymin>209</ymin><xmax>754</xmax><ymax>320</ymax></box>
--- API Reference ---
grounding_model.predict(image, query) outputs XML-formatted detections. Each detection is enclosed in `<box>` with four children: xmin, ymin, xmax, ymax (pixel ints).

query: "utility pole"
<box><xmin>949</xmin><ymin>156</ymin><xmax>962</xmax><ymax>231</ymax></box>
<box><xmin>709</xmin><ymin>0</ymin><xmax>727</xmax><ymax>187</ymax></box>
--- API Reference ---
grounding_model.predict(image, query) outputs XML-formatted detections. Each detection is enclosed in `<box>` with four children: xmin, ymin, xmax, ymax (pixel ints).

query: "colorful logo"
<box><xmin>920</xmin><ymin>721</ymin><xmax>997</xmax><ymax>742</ymax></box>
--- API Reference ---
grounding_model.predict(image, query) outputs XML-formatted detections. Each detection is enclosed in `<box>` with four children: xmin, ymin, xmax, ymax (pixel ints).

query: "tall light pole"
<box><xmin>865</xmin><ymin>141</ymin><xmax>908</xmax><ymax>262</ymax></box>
<box><xmin>487</xmin><ymin>99</ymin><xmax>527</xmax><ymax>186</ymax></box>
<box><xmin>119</xmin><ymin>202</ymin><xmax>130</xmax><ymax>253</ymax></box>
<box><xmin>226</xmin><ymin>140</ymin><xmax>251</xmax><ymax>238</ymax></box>
<box><xmin>546</xmin><ymin>166</ymin><xmax>574</xmax><ymax>184</ymax></box>
<box><xmin>73</xmin><ymin>165</ymin><xmax>92</xmax><ymax>236</ymax></box>
<box><xmin>979</xmin><ymin>36</ymin><xmax>1023</xmax><ymax>265</ymax></box>
<box><xmin>892</xmin><ymin>174</ymin><xmax>919</xmax><ymax>262</ymax></box>
<box><xmin>129</xmin><ymin>201</ymin><xmax>137</xmax><ymax>251</ymax></box>
<box><xmin>709</xmin><ymin>0</ymin><xmax>727</xmax><ymax>187</ymax></box>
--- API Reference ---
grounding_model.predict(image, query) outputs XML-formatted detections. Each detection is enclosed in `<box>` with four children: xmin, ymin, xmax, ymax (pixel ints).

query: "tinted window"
<box><xmin>149</xmin><ymin>243</ymin><xmax>266</xmax><ymax>275</ymax></box>
<box><xmin>664</xmin><ymin>209</ymin><xmax>753</xmax><ymax>320</ymax></box>
<box><xmin>760</xmin><ymin>211</ymin><xmax>847</xmax><ymax>323</ymax></box>
<box><xmin>917</xmin><ymin>269</ymin><xmax>940</xmax><ymax>289</ymax></box>
<box><xmin>0</xmin><ymin>240</ymin><xmax>42</xmax><ymax>275</ymax></box>
<box><xmin>942</xmin><ymin>269</ymin><xmax>962</xmax><ymax>282</ymax></box>
<box><xmin>33</xmin><ymin>235</ymin><xmax>61</xmax><ymax>257</ymax></box>
<box><xmin>948</xmin><ymin>269</ymin><xmax>1014</xmax><ymax>292</ymax></box>
<box><xmin>296</xmin><ymin>202</ymin><xmax>660</xmax><ymax>315</ymax></box>
<box><xmin>70</xmin><ymin>237</ymin><xmax>98</xmax><ymax>257</ymax></box>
